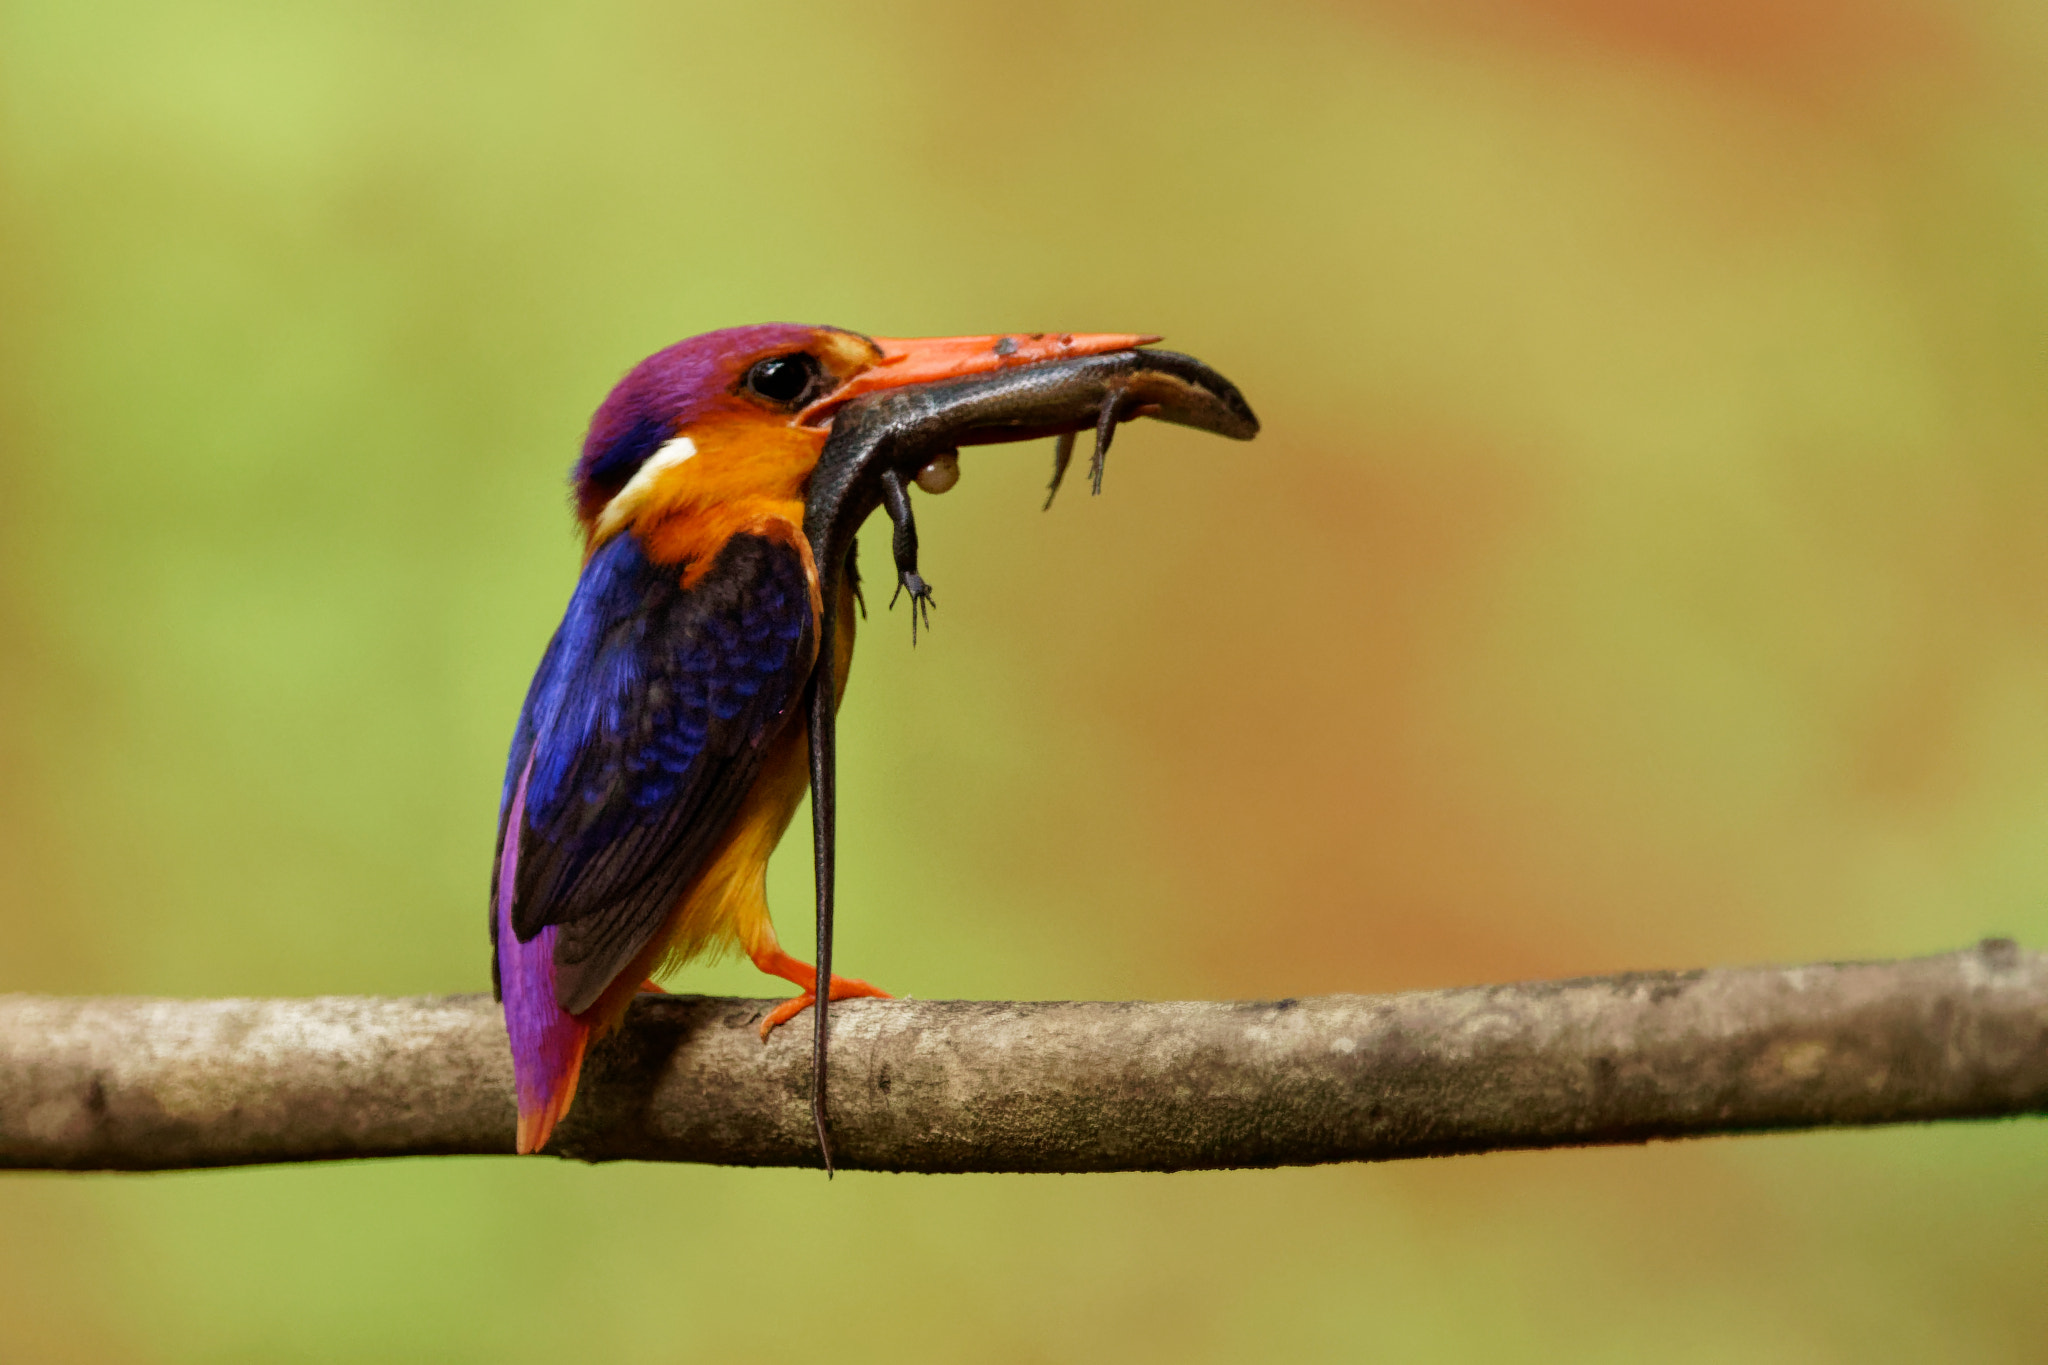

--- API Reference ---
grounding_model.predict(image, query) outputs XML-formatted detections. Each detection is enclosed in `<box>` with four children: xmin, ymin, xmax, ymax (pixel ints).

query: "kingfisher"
<box><xmin>491</xmin><ymin>324</ymin><xmax>1258</xmax><ymax>1156</ymax></box>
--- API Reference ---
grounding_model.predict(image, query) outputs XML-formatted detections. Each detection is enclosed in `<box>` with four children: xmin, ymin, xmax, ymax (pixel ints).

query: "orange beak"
<box><xmin>801</xmin><ymin>331</ymin><xmax>1159</xmax><ymax>425</ymax></box>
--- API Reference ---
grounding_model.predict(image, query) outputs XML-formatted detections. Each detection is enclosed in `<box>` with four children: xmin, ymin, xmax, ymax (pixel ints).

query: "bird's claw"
<box><xmin>757</xmin><ymin>975</ymin><xmax>894</xmax><ymax>1040</ymax></box>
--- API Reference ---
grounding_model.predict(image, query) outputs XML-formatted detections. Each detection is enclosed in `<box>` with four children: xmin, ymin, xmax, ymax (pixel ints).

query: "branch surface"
<box><xmin>3</xmin><ymin>941</ymin><xmax>2045</xmax><ymax>1172</ymax></box>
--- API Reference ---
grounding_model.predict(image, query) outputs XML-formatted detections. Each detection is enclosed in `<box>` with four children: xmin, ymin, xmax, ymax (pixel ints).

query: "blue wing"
<box><xmin>489</xmin><ymin>529</ymin><xmax>817</xmax><ymax>1015</ymax></box>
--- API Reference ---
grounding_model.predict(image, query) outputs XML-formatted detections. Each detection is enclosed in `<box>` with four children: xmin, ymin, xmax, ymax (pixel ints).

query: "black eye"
<box><xmin>742</xmin><ymin>353</ymin><xmax>822</xmax><ymax>407</ymax></box>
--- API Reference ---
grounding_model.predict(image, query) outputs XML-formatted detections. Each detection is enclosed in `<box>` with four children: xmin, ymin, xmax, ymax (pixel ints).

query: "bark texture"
<box><xmin>3</xmin><ymin>941</ymin><xmax>2044</xmax><ymax>1173</ymax></box>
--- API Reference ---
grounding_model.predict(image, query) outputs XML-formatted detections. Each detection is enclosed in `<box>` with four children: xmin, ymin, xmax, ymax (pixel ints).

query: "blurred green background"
<box><xmin>4</xmin><ymin>0</ymin><xmax>2047</xmax><ymax>1359</ymax></box>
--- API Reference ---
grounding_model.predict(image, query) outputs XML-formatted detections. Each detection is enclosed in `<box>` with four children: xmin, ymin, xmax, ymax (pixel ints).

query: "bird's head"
<box><xmin>573</xmin><ymin>323</ymin><xmax>1155</xmax><ymax>548</ymax></box>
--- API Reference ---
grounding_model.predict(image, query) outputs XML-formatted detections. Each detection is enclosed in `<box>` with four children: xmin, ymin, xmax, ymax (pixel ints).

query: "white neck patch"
<box><xmin>594</xmin><ymin>435</ymin><xmax>697</xmax><ymax>541</ymax></box>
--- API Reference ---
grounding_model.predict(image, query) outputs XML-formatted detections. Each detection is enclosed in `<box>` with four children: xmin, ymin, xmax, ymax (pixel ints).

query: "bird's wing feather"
<box><xmin>489</xmin><ymin>528</ymin><xmax>816</xmax><ymax>1015</ymax></box>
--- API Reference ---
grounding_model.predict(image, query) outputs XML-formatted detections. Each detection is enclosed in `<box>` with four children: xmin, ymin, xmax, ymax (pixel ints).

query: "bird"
<box><xmin>488</xmin><ymin>323</ymin><xmax>1205</xmax><ymax>1155</ymax></box>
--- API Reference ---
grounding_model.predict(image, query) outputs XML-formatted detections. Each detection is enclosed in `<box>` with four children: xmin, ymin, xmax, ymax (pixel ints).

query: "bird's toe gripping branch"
<box><xmin>748</xmin><ymin>945</ymin><xmax>893</xmax><ymax>1040</ymax></box>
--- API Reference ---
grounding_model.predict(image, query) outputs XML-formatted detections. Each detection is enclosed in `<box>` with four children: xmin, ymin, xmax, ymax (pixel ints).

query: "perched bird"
<box><xmin>492</xmin><ymin>324</ymin><xmax>1257</xmax><ymax>1156</ymax></box>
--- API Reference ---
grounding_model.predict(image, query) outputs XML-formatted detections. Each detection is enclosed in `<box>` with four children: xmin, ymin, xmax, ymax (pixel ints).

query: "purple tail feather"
<box><xmin>496</xmin><ymin>758</ymin><xmax>589</xmax><ymax>1154</ymax></box>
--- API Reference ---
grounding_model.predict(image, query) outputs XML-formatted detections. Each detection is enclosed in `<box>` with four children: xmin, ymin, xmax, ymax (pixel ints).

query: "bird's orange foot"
<box><xmin>758</xmin><ymin>975</ymin><xmax>892</xmax><ymax>1040</ymax></box>
<box><xmin>746</xmin><ymin>945</ymin><xmax>892</xmax><ymax>1040</ymax></box>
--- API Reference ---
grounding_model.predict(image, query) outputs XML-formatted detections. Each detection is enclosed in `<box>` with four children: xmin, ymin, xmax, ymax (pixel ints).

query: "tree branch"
<box><xmin>4</xmin><ymin>941</ymin><xmax>2044</xmax><ymax>1173</ymax></box>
